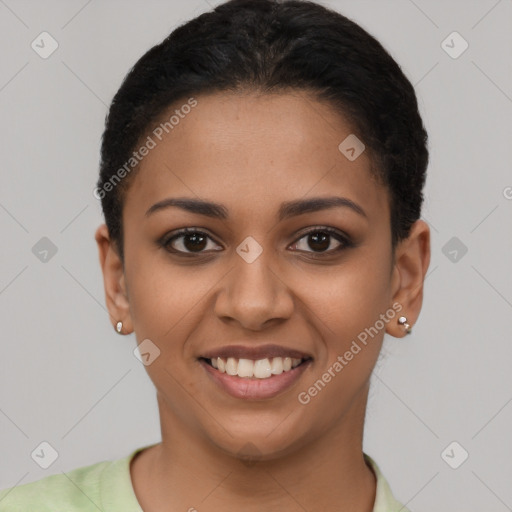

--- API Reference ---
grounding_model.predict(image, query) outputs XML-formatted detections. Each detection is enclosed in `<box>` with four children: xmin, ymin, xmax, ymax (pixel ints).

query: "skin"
<box><xmin>95</xmin><ymin>90</ymin><xmax>430</xmax><ymax>512</ymax></box>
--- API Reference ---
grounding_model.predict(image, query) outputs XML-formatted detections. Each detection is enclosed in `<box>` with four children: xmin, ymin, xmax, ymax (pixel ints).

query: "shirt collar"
<box><xmin>364</xmin><ymin>453</ymin><xmax>412</xmax><ymax>512</ymax></box>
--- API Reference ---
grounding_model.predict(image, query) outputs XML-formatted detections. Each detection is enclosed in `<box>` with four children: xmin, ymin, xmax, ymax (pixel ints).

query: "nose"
<box><xmin>213</xmin><ymin>250</ymin><xmax>294</xmax><ymax>331</ymax></box>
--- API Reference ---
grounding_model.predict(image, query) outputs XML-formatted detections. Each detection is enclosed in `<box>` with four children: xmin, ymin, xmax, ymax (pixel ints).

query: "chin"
<box><xmin>205</xmin><ymin>419</ymin><xmax>311</xmax><ymax>463</ymax></box>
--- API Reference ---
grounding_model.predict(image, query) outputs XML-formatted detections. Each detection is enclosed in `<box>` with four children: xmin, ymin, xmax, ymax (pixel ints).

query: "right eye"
<box><xmin>161</xmin><ymin>228</ymin><xmax>223</xmax><ymax>255</ymax></box>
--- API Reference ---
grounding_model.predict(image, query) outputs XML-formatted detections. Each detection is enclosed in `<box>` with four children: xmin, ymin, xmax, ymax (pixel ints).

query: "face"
<box><xmin>97</xmin><ymin>91</ymin><xmax>426</xmax><ymax>460</ymax></box>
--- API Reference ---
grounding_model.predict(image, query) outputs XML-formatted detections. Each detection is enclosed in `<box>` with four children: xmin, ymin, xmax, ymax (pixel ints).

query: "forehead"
<box><xmin>124</xmin><ymin>91</ymin><xmax>389</xmax><ymax>222</ymax></box>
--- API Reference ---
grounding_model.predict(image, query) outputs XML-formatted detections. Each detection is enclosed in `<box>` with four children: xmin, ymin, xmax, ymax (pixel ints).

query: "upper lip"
<box><xmin>200</xmin><ymin>344</ymin><xmax>313</xmax><ymax>361</ymax></box>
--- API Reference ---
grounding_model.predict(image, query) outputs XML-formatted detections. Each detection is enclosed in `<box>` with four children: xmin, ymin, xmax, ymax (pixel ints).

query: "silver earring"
<box><xmin>398</xmin><ymin>316</ymin><xmax>412</xmax><ymax>335</ymax></box>
<box><xmin>115</xmin><ymin>321</ymin><xmax>123</xmax><ymax>334</ymax></box>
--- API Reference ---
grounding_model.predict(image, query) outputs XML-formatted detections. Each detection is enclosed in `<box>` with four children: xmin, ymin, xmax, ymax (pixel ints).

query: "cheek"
<box><xmin>293</xmin><ymin>270</ymin><xmax>390</xmax><ymax>423</ymax></box>
<box><xmin>125</xmin><ymin>261</ymin><xmax>209</xmax><ymax>402</ymax></box>
<box><xmin>126</xmin><ymin>258</ymin><xmax>216</xmax><ymax>347</ymax></box>
<box><xmin>299</xmin><ymin>252</ymin><xmax>391</xmax><ymax>336</ymax></box>
<box><xmin>303</xmin><ymin>248</ymin><xmax>392</xmax><ymax>377</ymax></box>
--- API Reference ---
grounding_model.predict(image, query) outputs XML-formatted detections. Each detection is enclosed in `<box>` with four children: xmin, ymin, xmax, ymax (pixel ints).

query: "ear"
<box><xmin>386</xmin><ymin>219</ymin><xmax>431</xmax><ymax>338</ymax></box>
<box><xmin>94</xmin><ymin>224</ymin><xmax>134</xmax><ymax>335</ymax></box>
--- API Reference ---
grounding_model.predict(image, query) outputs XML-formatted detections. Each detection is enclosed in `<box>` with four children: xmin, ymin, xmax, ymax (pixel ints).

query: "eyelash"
<box><xmin>159</xmin><ymin>226</ymin><xmax>353</xmax><ymax>258</ymax></box>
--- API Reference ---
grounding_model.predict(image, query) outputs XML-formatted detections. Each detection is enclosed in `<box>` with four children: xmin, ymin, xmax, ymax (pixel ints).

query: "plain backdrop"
<box><xmin>0</xmin><ymin>1</ymin><xmax>511</xmax><ymax>510</ymax></box>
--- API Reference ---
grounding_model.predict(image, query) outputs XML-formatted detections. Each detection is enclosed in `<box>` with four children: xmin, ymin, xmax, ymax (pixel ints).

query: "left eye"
<box><xmin>290</xmin><ymin>228</ymin><xmax>349</xmax><ymax>254</ymax></box>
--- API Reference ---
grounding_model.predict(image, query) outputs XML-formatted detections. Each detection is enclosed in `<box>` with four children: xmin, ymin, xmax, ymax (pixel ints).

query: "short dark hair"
<box><xmin>97</xmin><ymin>0</ymin><xmax>429</xmax><ymax>263</ymax></box>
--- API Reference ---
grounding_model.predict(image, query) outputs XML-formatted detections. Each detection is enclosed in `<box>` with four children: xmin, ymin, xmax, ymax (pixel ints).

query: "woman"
<box><xmin>0</xmin><ymin>0</ymin><xmax>430</xmax><ymax>510</ymax></box>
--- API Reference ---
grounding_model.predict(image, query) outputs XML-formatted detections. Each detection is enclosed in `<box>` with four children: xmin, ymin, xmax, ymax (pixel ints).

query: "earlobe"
<box><xmin>397</xmin><ymin>315</ymin><xmax>412</xmax><ymax>335</ymax></box>
<box><xmin>387</xmin><ymin>220</ymin><xmax>431</xmax><ymax>338</ymax></box>
<box><xmin>94</xmin><ymin>224</ymin><xmax>134</xmax><ymax>335</ymax></box>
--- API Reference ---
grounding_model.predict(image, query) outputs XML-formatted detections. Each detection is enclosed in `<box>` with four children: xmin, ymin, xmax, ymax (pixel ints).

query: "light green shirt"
<box><xmin>0</xmin><ymin>446</ymin><xmax>411</xmax><ymax>511</ymax></box>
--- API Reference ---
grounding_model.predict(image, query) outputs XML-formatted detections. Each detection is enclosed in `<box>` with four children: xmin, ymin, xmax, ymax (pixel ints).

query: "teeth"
<box><xmin>225</xmin><ymin>357</ymin><xmax>238</xmax><ymax>376</ymax></box>
<box><xmin>271</xmin><ymin>357</ymin><xmax>283</xmax><ymax>374</ymax></box>
<box><xmin>254</xmin><ymin>358</ymin><xmax>272</xmax><ymax>378</ymax></box>
<box><xmin>237</xmin><ymin>358</ymin><xmax>254</xmax><ymax>378</ymax></box>
<box><xmin>208</xmin><ymin>356</ymin><xmax>306</xmax><ymax>379</ymax></box>
<box><xmin>291</xmin><ymin>357</ymin><xmax>301</xmax><ymax>368</ymax></box>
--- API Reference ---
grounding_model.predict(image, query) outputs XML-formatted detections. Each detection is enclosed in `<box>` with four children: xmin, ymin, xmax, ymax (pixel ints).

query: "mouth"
<box><xmin>198</xmin><ymin>354</ymin><xmax>313</xmax><ymax>400</ymax></box>
<box><xmin>199</xmin><ymin>356</ymin><xmax>312</xmax><ymax>379</ymax></box>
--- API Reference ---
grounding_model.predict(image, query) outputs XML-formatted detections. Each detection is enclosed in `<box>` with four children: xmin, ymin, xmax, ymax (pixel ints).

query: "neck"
<box><xmin>131</xmin><ymin>385</ymin><xmax>376</xmax><ymax>512</ymax></box>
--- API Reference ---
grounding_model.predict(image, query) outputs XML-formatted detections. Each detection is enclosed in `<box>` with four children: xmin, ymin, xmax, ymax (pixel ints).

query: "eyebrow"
<box><xmin>145</xmin><ymin>196</ymin><xmax>367</xmax><ymax>221</ymax></box>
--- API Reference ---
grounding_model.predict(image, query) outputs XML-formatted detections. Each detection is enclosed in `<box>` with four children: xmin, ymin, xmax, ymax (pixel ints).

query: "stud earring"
<box><xmin>115</xmin><ymin>321</ymin><xmax>123</xmax><ymax>334</ymax></box>
<box><xmin>397</xmin><ymin>316</ymin><xmax>412</xmax><ymax>335</ymax></box>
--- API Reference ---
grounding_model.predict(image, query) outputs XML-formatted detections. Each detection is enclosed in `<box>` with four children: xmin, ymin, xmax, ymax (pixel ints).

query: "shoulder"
<box><xmin>364</xmin><ymin>453</ymin><xmax>413</xmax><ymax>512</ymax></box>
<box><xmin>0</xmin><ymin>446</ymin><xmax>146</xmax><ymax>512</ymax></box>
<box><xmin>0</xmin><ymin>458</ymin><xmax>109</xmax><ymax>511</ymax></box>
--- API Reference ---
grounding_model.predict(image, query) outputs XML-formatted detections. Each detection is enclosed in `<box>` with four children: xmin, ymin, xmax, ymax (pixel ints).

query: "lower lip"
<box><xmin>200</xmin><ymin>359</ymin><xmax>312</xmax><ymax>400</ymax></box>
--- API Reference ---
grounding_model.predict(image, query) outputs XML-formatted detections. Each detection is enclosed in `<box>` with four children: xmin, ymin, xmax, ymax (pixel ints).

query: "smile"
<box><xmin>204</xmin><ymin>356</ymin><xmax>309</xmax><ymax>378</ymax></box>
<box><xmin>199</xmin><ymin>356</ymin><xmax>313</xmax><ymax>400</ymax></box>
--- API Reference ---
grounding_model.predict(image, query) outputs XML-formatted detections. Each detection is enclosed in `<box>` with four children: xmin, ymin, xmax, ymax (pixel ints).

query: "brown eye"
<box><xmin>290</xmin><ymin>227</ymin><xmax>351</xmax><ymax>254</ymax></box>
<box><xmin>163</xmin><ymin>229</ymin><xmax>221</xmax><ymax>254</ymax></box>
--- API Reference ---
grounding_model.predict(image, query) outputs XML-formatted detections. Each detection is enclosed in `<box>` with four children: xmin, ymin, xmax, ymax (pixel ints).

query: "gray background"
<box><xmin>0</xmin><ymin>0</ymin><xmax>511</xmax><ymax>510</ymax></box>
